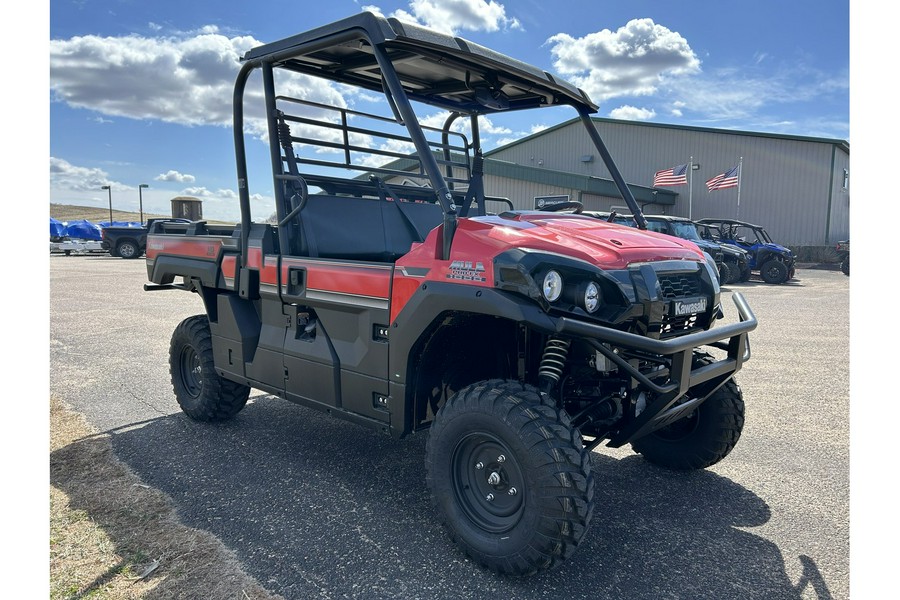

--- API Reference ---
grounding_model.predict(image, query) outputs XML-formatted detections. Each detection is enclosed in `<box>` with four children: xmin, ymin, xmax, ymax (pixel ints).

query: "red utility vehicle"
<box><xmin>145</xmin><ymin>13</ymin><xmax>757</xmax><ymax>575</ymax></box>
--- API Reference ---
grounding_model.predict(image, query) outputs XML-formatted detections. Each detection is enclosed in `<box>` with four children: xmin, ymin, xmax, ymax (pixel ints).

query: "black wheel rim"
<box><xmin>451</xmin><ymin>432</ymin><xmax>525</xmax><ymax>533</ymax></box>
<box><xmin>179</xmin><ymin>346</ymin><xmax>203</xmax><ymax>398</ymax></box>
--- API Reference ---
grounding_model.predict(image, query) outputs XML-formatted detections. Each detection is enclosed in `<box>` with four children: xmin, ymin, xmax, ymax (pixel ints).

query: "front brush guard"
<box><xmin>554</xmin><ymin>293</ymin><xmax>757</xmax><ymax>447</ymax></box>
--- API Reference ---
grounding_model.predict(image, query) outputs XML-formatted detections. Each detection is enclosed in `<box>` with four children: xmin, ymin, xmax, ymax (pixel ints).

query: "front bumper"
<box><xmin>555</xmin><ymin>292</ymin><xmax>757</xmax><ymax>446</ymax></box>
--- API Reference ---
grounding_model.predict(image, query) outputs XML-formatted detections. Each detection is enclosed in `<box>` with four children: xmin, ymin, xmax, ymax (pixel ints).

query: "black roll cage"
<box><xmin>231</xmin><ymin>12</ymin><xmax>647</xmax><ymax>267</ymax></box>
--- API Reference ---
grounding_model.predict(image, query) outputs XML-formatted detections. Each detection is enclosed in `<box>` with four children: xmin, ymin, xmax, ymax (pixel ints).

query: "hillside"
<box><xmin>49</xmin><ymin>204</ymin><xmax>234</xmax><ymax>225</ymax></box>
<box><xmin>50</xmin><ymin>204</ymin><xmax>172</xmax><ymax>224</ymax></box>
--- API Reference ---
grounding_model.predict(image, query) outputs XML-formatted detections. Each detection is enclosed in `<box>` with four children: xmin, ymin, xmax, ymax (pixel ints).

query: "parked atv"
<box><xmin>696</xmin><ymin>218</ymin><xmax>795</xmax><ymax>284</ymax></box>
<box><xmin>145</xmin><ymin>13</ymin><xmax>758</xmax><ymax>576</ymax></box>
<box><xmin>586</xmin><ymin>213</ymin><xmax>750</xmax><ymax>285</ymax></box>
<box><xmin>694</xmin><ymin>222</ymin><xmax>752</xmax><ymax>283</ymax></box>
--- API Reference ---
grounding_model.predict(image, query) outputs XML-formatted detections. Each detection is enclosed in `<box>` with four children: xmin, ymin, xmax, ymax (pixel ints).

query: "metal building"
<box><xmin>483</xmin><ymin>117</ymin><xmax>849</xmax><ymax>249</ymax></box>
<box><xmin>170</xmin><ymin>196</ymin><xmax>203</xmax><ymax>221</ymax></box>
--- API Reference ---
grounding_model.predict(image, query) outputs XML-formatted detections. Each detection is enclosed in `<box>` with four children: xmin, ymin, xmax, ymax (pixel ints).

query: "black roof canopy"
<box><xmin>242</xmin><ymin>12</ymin><xmax>597</xmax><ymax>115</ymax></box>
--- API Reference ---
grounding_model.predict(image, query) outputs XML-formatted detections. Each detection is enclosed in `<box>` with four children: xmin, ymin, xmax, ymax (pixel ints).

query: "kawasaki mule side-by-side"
<box><xmin>144</xmin><ymin>13</ymin><xmax>757</xmax><ymax>575</ymax></box>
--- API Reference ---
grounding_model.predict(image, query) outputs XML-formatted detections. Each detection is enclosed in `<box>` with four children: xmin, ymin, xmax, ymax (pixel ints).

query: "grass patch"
<box><xmin>50</xmin><ymin>395</ymin><xmax>283</xmax><ymax>599</ymax></box>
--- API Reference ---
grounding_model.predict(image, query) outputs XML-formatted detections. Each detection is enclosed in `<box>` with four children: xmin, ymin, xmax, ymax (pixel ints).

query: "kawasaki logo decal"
<box><xmin>672</xmin><ymin>297</ymin><xmax>708</xmax><ymax>316</ymax></box>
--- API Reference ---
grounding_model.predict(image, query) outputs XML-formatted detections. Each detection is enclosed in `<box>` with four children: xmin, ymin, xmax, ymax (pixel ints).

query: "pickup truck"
<box><xmin>102</xmin><ymin>218</ymin><xmax>188</xmax><ymax>258</ymax></box>
<box><xmin>143</xmin><ymin>13</ymin><xmax>757</xmax><ymax>576</ymax></box>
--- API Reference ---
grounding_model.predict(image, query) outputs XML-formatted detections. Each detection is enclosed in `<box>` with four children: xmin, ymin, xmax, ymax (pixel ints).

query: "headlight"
<box><xmin>584</xmin><ymin>281</ymin><xmax>600</xmax><ymax>313</ymax></box>
<box><xmin>542</xmin><ymin>270</ymin><xmax>563</xmax><ymax>302</ymax></box>
<box><xmin>702</xmin><ymin>251</ymin><xmax>721</xmax><ymax>290</ymax></box>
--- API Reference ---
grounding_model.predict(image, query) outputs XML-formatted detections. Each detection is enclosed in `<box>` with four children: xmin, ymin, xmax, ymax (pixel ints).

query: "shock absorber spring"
<box><xmin>538</xmin><ymin>337</ymin><xmax>571</xmax><ymax>396</ymax></box>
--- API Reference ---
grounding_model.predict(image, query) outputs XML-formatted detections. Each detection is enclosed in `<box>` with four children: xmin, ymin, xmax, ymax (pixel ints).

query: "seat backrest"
<box><xmin>298</xmin><ymin>195</ymin><xmax>443</xmax><ymax>262</ymax></box>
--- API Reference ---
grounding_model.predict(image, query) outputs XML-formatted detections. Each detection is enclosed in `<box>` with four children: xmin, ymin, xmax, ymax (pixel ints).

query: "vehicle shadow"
<box><xmin>53</xmin><ymin>396</ymin><xmax>832</xmax><ymax>600</ymax></box>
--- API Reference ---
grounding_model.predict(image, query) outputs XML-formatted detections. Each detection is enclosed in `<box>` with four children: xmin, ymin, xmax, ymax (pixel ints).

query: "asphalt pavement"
<box><xmin>49</xmin><ymin>255</ymin><xmax>849</xmax><ymax>599</ymax></box>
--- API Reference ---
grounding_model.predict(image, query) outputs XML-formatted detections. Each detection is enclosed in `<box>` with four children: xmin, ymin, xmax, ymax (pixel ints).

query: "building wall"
<box><xmin>487</xmin><ymin>119</ymin><xmax>849</xmax><ymax>245</ymax></box>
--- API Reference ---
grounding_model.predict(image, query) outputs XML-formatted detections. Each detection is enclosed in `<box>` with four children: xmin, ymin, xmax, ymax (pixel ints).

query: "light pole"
<box><xmin>101</xmin><ymin>185</ymin><xmax>113</xmax><ymax>224</ymax></box>
<box><xmin>138</xmin><ymin>184</ymin><xmax>149</xmax><ymax>224</ymax></box>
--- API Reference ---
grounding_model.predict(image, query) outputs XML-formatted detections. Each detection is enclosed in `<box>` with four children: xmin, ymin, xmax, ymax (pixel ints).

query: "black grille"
<box><xmin>657</xmin><ymin>273</ymin><xmax>702</xmax><ymax>299</ymax></box>
<box><xmin>660</xmin><ymin>314</ymin><xmax>700</xmax><ymax>338</ymax></box>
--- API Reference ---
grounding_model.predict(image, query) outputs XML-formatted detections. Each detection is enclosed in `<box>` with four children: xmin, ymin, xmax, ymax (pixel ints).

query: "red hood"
<box><xmin>455</xmin><ymin>213</ymin><xmax>705</xmax><ymax>269</ymax></box>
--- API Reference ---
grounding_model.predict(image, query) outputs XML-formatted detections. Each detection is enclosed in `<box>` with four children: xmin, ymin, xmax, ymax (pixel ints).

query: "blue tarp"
<box><xmin>50</xmin><ymin>218</ymin><xmax>65</xmax><ymax>238</ymax></box>
<box><xmin>62</xmin><ymin>219</ymin><xmax>103</xmax><ymax>241</ymax></box>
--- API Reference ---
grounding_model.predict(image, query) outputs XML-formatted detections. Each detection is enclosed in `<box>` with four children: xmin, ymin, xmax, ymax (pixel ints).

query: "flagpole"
<box><xmin>688</xmin><ymin>156</ymin><xmax>693</xmax><ymax>220</ymax></box>
<box><xmin>736</xmin><ymin>157</ymin><xmax>743</xmax><ymax>219</ymax></box>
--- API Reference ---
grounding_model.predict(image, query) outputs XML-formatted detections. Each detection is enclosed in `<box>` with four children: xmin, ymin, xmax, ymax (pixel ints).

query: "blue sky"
<box><xmin>46</xmin><ymin>0</ymin><xmax>850</xmax><ymax>223</ymax></box>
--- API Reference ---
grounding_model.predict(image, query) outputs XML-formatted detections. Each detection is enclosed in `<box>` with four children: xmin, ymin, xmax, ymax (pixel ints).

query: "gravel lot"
<box><xmin>49</xmin><ymin>255</ymin><xmax>850</xmax><ymax>599</ymax></box>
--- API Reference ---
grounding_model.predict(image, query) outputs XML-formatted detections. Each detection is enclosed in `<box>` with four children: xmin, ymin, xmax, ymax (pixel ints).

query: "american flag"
<box><xmin>653</xmin><ymin>164</ymin><xmax>688</xmax><ymax>186</ymax></box>
<box><xmin>706</xmin><ymin>164</ymin><xmax>740</xmax><ymax>191</ymax></box>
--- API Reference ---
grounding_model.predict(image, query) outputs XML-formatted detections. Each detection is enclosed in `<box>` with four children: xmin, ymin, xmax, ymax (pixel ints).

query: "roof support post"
<box><xmin>370</xmin><ymin>43</ymin><xmax>458</xmax><ymax>259</ymax></box>
<box><xmin>233</xmin><ymin>60</ymin><xmax>257</xmax><ymax>266</ymax></box>
<box><xmin>578</xmin><ymin>108</ymin><xmax>647</xmax><ymax>230</ymax></box>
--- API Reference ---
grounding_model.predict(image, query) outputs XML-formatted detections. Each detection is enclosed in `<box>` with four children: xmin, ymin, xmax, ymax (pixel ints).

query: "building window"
<box><xmin>842</xmin><ymin>168</ymin><xmax>849</xmax><ymax>190</ymax></box>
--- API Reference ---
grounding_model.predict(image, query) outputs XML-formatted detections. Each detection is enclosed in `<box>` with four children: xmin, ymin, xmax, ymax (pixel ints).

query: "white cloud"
<box><xmin>49</xmin><ymin>157</ymin><xmax>168</xmax><ymax>215</ymax></box>
<box><xmin>608</xmin><ymin>105</ymin><xmax>656</xmax><ymax>120</ymax></box>
<box><xmin>477</xmin><ymin>121</ymin><xmax>550</xmax><ymax>150</ymax></box>
<box><xmin>155</xmin><ymin>170</ymin><xmax>196</xmax><ymax>183</ymax></box>
<box><xmin>49</xmin><ymin>30</ymin><xmax>348</xmax><ymax>137</ymax></box>
<box><xmin>50</xmin><ymin>157</ymin><xmax>123</xmax><ymax>192</ymax></box>
<box><xmin>181</xmin><ymin>186</ymin><xmax>241</xmax><ymax>200</ymax></box>
<box><xmin>48</xmin><ymin>156</ymin><xmax>256</xmax><ymax>221</ymax></box>
<box><xmin>544</xmin><ymin>20</ymin><xmax>847</xmax><ymax>136</ymax></box>
<box><xmin>666</xmin><ymin>65</ymin><xmax>849</xmax><ymax>124</ymax></box>
<box><xmin>181</xmin><ymin>186</ymin><xmax>211</xmax><ymax>197</ymax></box>
<box><xmin>478</xmin><ymin>116</ymin><xmax>512</xmax><ymax>136</ymax></box>
<box><xmin>547</xmin><ymin>18</ymin><xmax>700</xmax><ymax>103</ymax></box>
<box><xmin>362</xmin><ymin>0</ymin><xmax>521</xmax><ymax>35</ymax></box>
<box><xmin>419</xmin><ymin>111</ymin><xmax>512</xmax><ymax>136</ymax></box>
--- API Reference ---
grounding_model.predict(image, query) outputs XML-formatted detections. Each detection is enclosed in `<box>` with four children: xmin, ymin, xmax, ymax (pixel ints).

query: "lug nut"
<box><xmin>497</xmin><ymin>455</ymin><xmax>506</xmax><ymax>463</ymax></box>
<box><xmin>475</xmin><ymin>462</ymin><xmax>484</xmax><ymax>470</ymax></box>
<box><xmin>508</xmin><ymin>487</ymin><xmax>517</xmax><ymax>496</ymax></box>
<box><xmin>486</xmin><ymin>493</ymin><xmax>494</xmax><ymax>502</ymax></box>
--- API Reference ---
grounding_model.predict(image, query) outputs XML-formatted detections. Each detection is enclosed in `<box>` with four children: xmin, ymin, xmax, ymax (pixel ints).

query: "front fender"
<box><xmin>388</xmin><ymin>282</ymin><xmax>555</xmax><ymax>387</ymax></box>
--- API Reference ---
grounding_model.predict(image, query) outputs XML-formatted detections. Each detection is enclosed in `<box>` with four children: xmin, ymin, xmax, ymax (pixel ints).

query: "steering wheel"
<box><xmin>537</xmin><ymin>200</ymin><xmax>583</xmax><ymax>214</ymax></box>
